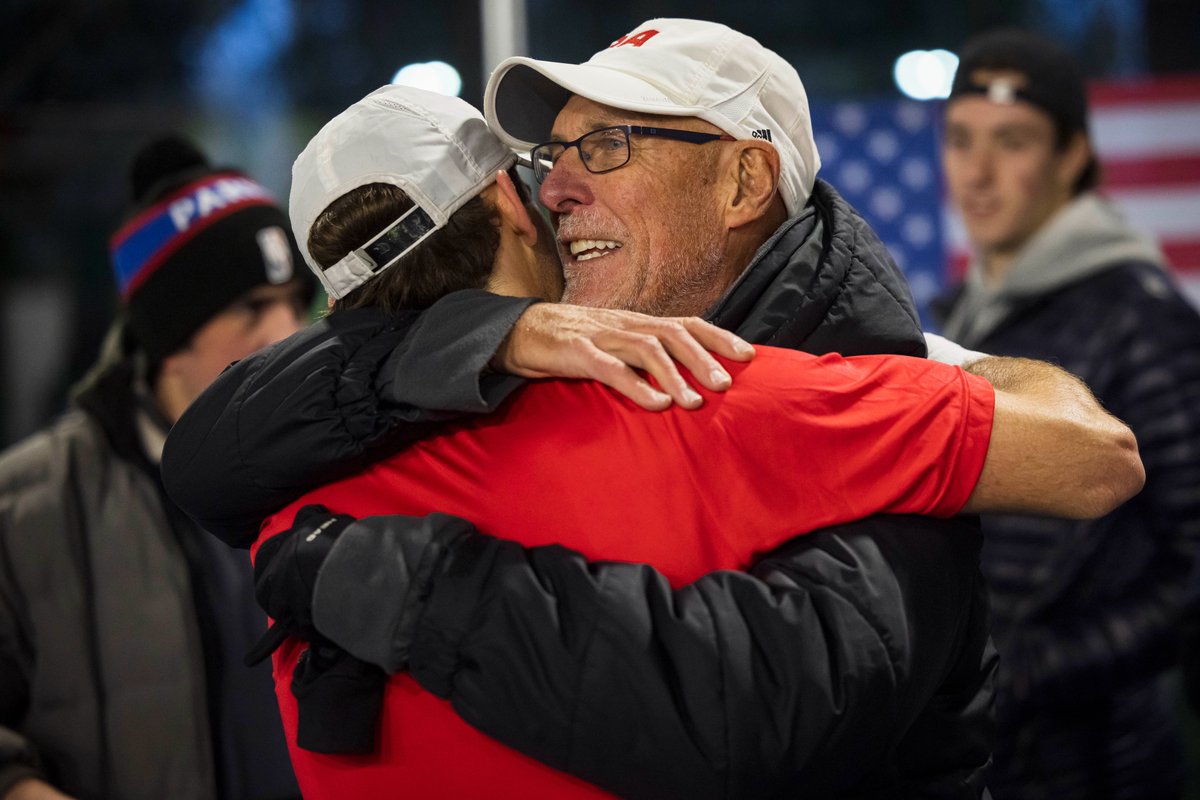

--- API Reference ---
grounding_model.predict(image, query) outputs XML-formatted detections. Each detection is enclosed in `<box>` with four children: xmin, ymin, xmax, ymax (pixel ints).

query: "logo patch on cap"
<box><xmin>751</xmin><ymin>129</ymin><xmax>773</xmax><ymax>142</ymax></box>
<box><xmin>256</xmin><ymin>226</ymin><xmax>294</xmax><ymax>284</ymax></box>
<box><xmin>986</xmin><ymin>78</ymin><xmax>1019</xmax><ymax>105</ymax></box>
<box><xmin>610</xmin><ymin>29</ymin><xmax>659</xmax><ymax>48</ymax></box>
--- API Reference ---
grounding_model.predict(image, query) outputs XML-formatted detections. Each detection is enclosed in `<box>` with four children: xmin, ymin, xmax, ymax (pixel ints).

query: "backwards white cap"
<box><xmin>484</xmin><ymin>18</ymin><xmax>820</xmax><ymax>217</ymax></box>
<box><xmin>290</xmin><ymin>84</ymin><xmax>516</xmax><ymax>299</ymax></box>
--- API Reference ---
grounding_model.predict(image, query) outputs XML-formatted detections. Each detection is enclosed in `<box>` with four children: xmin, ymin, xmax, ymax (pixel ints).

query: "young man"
<box><xmin>0</xmin><ymin>137</ymin><xmax>312</xmax><ymax>800</ymax></box>
<box><xmin>935</xmin><ymin>28</ymin><xmax>1200</xmax><ymax>799</ymax></box>
<box><xmin>165</xmin><ymin>20</ymin><xmax>1140</xmax><ymax>797</ymax></box>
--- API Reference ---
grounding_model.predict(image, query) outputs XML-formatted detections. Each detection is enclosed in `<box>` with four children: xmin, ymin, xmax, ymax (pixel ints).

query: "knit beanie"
<box><xmin>108</xmin><ymin>135</ymin><xmax>315</xmax><ymax>364</ymax></box>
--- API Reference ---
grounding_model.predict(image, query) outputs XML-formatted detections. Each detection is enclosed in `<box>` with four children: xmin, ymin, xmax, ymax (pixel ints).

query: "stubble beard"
<box><xmin>560</xmin><ymin>206</ymin><xmax>727</xmax><ymax>318</ymax></box>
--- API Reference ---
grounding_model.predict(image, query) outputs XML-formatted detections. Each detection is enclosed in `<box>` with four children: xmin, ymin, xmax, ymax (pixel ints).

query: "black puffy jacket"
<box><xmin>163</xmin><ymin>181</ymin><xmax>994</xmax><ymax>798</ymax></box>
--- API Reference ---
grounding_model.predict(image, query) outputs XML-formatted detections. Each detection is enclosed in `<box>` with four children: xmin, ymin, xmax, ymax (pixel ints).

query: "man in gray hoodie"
<box><xmin>935</xmin><ymin>27</ymin><xmax>1200</xmax><ymax>800</ymax></box>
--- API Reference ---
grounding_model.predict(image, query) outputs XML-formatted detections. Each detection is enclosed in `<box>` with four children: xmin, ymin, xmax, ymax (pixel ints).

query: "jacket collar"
<box><xmin>708</xmin><ymin>179</ymin><xmax>926</xmax><ymax>357</ymax></box>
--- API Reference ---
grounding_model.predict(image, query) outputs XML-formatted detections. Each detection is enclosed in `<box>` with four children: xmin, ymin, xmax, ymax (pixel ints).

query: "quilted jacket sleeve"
<box><xmin>994</xmin><ymin>276</ymin><xmax>1200</xmax><ymax>714</ymax></box>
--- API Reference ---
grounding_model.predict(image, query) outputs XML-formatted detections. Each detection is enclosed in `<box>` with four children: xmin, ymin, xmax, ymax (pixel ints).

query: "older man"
<box><xmin>165</xmin><ymin>19</ymin><xmax>1140</xmax><ymax>798</ymax></box>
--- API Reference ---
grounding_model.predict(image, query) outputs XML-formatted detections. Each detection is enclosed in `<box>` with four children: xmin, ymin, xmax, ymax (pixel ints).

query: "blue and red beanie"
<box><xmin>109</xmin><ymin>135</ymin><xmax>315</xmax><ymax>363</ymax></box>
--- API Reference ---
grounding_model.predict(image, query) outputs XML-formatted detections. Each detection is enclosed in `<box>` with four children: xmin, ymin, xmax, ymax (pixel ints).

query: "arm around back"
<box><xmin>961</xmin><ymin>356</ymin><xmax>1144</xmax><ymax>518</ymax></box>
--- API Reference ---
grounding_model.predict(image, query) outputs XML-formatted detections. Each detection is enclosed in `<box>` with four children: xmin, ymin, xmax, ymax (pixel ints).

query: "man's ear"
<box><xmin>493</xmin><ymin>170</ymin><xmax>539</xmax><ymax>245</ymax></box>
<box><xmin>1056</xmin><ymin>131</ymin><xmax>1092</xmax><ymax>193</ymax></box>
<box><xmin>725</xmin><ymin>141</ymin><xmax>782</xmax><ymax>228</ymax></box>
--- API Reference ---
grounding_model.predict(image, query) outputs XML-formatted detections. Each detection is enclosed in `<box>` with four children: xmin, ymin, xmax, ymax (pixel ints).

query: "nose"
<box><xmin>962</xmin><ymin>144</ymin><xmax>994</xmax><ymax>187</ymax></box>
<box><xmin>538</xmin><ymin>149</ymin><xmax>594</xmax><ymax>214</ymax></box>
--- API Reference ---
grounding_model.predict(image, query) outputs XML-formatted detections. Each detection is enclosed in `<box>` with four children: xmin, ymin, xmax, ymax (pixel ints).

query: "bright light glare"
<box><xmin>893</xmin><ymin>49</ymin><xmax>959</xmax><ymax>101</ymax></box>
<box><xmin>392</xmin><ymin>61</ymin><xmax>463</xmax><ymax>97</ymax></box>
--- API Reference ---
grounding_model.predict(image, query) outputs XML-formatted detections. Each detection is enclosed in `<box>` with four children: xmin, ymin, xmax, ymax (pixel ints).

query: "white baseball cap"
<box><xmin>484</xmin><ymin>18</ymin><xmax>820</xmax><ymax>216</ymax></box>
<box><xmin>290</xmin><ymin>84</ymin><xmax>517</xmax><ymax>299</ymax></box>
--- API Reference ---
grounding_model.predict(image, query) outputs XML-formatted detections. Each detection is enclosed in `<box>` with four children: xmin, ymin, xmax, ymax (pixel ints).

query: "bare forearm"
<box><xmin>967</xmin><ymin>356</ymin><xmax>1095</xmax><ymax>408</ymax></box>
<box><xmin>962</xmin><ymin>357</ymin><xmax>1145</xmax><ymax>518</ymax></box>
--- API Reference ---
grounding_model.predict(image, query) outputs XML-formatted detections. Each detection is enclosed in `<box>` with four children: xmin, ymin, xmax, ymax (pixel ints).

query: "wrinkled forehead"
<box><xmin>549</xmin><ymin>95</ymin><xmax>721</xmax><ymax>140</ymax></box>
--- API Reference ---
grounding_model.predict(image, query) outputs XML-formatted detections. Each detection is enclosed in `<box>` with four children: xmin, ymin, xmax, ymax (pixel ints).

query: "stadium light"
<box><xmin>893</xmin><ymin>49</ymin><xmax>959</xmax><ymax>101</ymax></box>
<box><xmin>392</xmin><ymin>61</ymin><xmax>463</xmax><ymax>97</ymax></box>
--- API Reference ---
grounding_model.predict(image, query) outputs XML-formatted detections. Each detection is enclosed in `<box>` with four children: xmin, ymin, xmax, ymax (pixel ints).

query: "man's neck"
<box><xmin>981</xmin><ymin>250</ymin><xmax>1017</xmax><ymax>288</ymax></box>
<box><xmin>722</xmin><ymin>201</ymin><xmax>790</xmax><ymax>293</ymax></box>
<box><xmin>979</xmin><ymin>194</ymin><xmax>1080</xmax><ymax>289</ymax></box>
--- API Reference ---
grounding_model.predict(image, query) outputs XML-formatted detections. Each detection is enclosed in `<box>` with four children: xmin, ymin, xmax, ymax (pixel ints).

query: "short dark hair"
<box><xmin>311</xmin><ymin>167</ymin><xmax>531</xmax><ymax>312</ymax></box>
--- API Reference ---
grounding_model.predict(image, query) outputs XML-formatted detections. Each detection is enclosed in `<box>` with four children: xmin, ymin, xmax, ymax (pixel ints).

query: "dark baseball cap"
<box><xmin>949</xmin><ymin>28</ymin><xmax>1089</xmax><ymax>138</ymax></box>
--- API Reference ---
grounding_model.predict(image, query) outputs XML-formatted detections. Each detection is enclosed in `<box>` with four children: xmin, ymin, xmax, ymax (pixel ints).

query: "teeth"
<box><xmin>568</xmin><ymin>239</ymin><xmax>622</xmax><ymax>258</ymax></box>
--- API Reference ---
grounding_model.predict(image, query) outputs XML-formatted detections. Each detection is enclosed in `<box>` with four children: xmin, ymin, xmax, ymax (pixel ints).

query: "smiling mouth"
<box><xmin>568</xmin><ymin>239</ymin><xmax>623</xmax><ymax>262</ymax></box>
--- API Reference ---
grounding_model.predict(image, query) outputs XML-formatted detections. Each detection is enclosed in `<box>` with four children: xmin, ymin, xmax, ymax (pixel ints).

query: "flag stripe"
<box><xmin>1090</xmin><ymin>76</ymin><xmax>1200</xmax><ymax>107</ymax></box>
<box><xmin>1102</xmin><ymin>155</ymin><xmax>1200</xmax><ymax>189</ymax></box>
<box><xmin>1162</xmin><ymin>241</ymin><xmax>1200</xmax><ymax>272</ymax></box>
<box><xmin>1091</xmin><ymin>104</ymin><xmax>1200</xmax><ymax>159</ymax></box>
<box><xmin>1181</xmin><ymin>277</ymin><xmax>1200</xmax><ymax>309</ymax></box>
<box><xmin>1104</xmin><ymin>187</ymin><xmax>1200</xmax><ymax>240</ymax></box>
<box><xmin>1091</xmin><ymin>76</ymin><xmax>1200</xmax><ymax>282</ymax></box>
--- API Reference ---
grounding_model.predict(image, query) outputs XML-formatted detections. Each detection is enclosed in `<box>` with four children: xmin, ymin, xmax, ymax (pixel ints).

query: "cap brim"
<box><xmin>485</xmin><ymin>57</ymin><xmax>707</xmax><ymax>152</ymax></box>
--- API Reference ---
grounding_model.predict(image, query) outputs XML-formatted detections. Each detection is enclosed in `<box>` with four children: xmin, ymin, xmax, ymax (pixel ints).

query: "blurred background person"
<box><xmin>934</xmin><ymin>28</ymin><xmax>1200</xmax><ymax>800</ymax></box>
<box><xmin>0</xmin><ymin>136</ymin><xmax>312</xmax><ymax>800</ymax></box>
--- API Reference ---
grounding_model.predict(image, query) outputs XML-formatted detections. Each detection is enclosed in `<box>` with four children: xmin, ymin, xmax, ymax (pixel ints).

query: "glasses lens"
<box><xmin>580</xmin><ymin>127</ymin><xmax>630</xmax><ymax>174</ymax></box>
<box><xmin>531</xmin><ymin>143</ymin><xmax>562</xmax><ymax>182</ymax></box>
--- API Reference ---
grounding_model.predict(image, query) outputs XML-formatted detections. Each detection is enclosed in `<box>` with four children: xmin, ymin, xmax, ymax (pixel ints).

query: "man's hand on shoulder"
<box><xmin>493</xmin><ymin>303</ymin><xmax>756</xmax><ymax>411</ymax></box>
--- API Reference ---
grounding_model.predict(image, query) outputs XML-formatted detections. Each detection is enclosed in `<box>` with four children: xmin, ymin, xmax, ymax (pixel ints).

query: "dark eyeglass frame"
<box><xmin>529</xmin><ymin>125</ymin><xmax>736</xmax><ymax>182</ymax></box>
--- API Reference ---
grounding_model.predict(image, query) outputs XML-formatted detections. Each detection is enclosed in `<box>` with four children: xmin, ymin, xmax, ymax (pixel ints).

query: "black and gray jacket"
<box><xmin>165</xmin><ymin>180</ymin><xmax>995</xmax><ymax>799</ymax></box>
<box><xmin>0</xmin><ymin>336</ymin><xmax>297</xmax><ymax>800</ymax></box>
<box><xmin>936</xmin><ymin>193</ymin><xmax>1200</xmax><ymax>800</ymax></box>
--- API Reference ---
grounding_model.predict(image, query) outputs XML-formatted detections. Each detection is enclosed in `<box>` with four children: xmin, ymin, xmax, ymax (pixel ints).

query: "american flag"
<box><xmin>810</xmin><ymin>76</ymin><xmax>1200</xmax><ymax>328</ymax></box>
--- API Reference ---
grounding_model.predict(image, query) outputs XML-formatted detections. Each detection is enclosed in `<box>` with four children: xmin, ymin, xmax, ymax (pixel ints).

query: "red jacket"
<box><xmin>259</xmin><ymin>346</ymin><xmax>994</xmax><ymax>798</ymax></box>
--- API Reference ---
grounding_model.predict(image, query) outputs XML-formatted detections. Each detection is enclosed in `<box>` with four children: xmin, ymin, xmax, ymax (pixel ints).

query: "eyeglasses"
<box><xmin>529</xmin><ymin>125</ymin><xmax>735</xmax><ymax>183</ymax></box>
